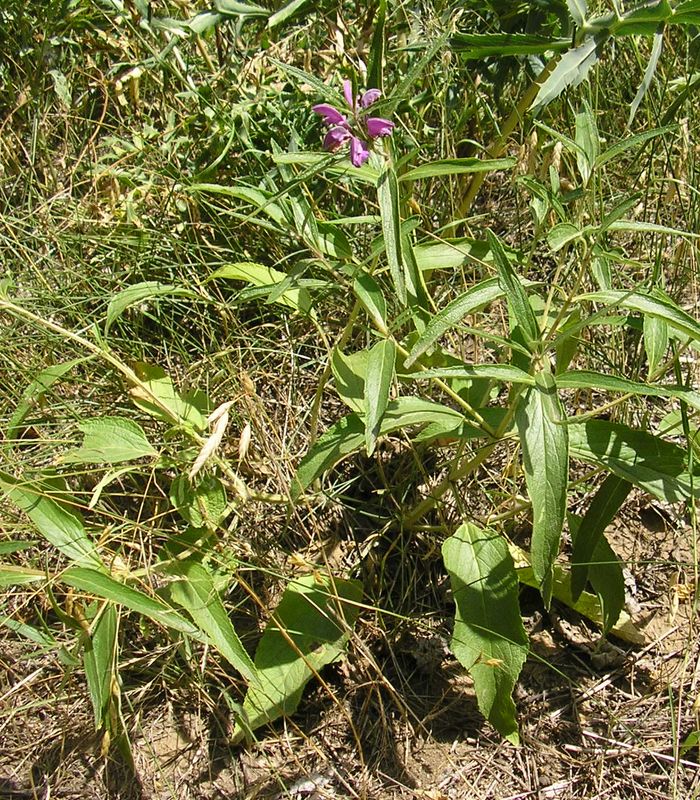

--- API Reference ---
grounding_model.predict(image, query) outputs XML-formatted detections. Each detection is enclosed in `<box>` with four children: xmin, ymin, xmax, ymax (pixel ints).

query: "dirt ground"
<box><xmin>1</xmin><ymin>496</ymin><xmax>699</xmax><ymax>800</ymax></box>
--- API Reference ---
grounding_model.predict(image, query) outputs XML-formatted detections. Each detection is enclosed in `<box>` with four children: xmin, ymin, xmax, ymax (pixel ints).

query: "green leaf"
<box><xmin>570</xmin><ymin>474</ymin><xmax>632</xmax><ymax>601</ymax></box>
<box><xmin>511</xmin><ymin>544</ymin><xmax>643</xmax><ymax>644</ymax></box>
<box><xmin>532</xmin><ymin>36</ymin><xmax>601</xmax><ymax>112</ymax></box>
<box><xmin>556</xmin><ymin>370</ymin><xmax>700</xmax><ymax>411</ymax></box>
<box><xmin>548</xmin><ymin>223</ymin><xmax>582</xmax><ymax>252</ymax></box>
<box><xmin>331</xmin><ymin>347</ymin><xmax>367</xmax><ymax>414</ymax></box>
<box><xmin>104</xmin><ymin>282</ymin><xmax>196</xmax><ymax>334</ymax></box>
<box><xmin>442</xmin><ymin>522</ymin><xmax>528</xmax><ymax>745</ymax></box>
<box><xmin>83</xmin><ymin>603</ymin><xmax>118</xmax><ymax>728</ymax></box>
<box><xmin>364</xmin><ymin>339</ymin><xmax>396</xmax><ymax>455</ymax></box>
<box><xmin>7</xmin><ymin>358</ymin><xmax>86</xmax><ymax>442</ymax></box>
<box><xmin>291</xmin><ymin>398</ymin><xmax>466</xmax><ymax>499</ymax></box>
<box><xmin>213</xmin><ymin>0</ymin><xmax>268</xmax><ymax>16</ymax></box>
<box><xmin>606</xmin><ymin>219</ymin><xmax>699</xmax><ymax>238</ymax></box>
<box><xmin>574</xmin><ymin>101</ymin><xmax>598</xmax><ymax>186</ymax></box>
<box><xmin>129</xmin><ymin>362</ymin><xmax>206</xmax><ymax>431</ymax></box>
<box><xmin>165</xmin><ymin>560</ymin><xmax>257</xmax><ymax>682</ymax></box>
<box><xmin>405</xmin><ymin>278</ymin><xmax>504</xmax><ymax>367</ymax></box>
<box><xmin>232</xmin><ymin>574</ymin><xmax>363</xmax><ymax>742</ymax></box>
<box><xmin>267</xmin><ymin>0</ymin><xmax>310</xmax><ymax>28</ymax></box>
<box><xmin>61</xmin><ymin>417</ymin><xmax>156</xmax><ymax>465</ymax></box>
<box><xmin>210</xmin><ymin>262</ymin><xmax>312</xmax><ymax>314</ymax></box>
<box><xmin>0</xmin><ymin>564</ymin><xmax>44</xmax><ymax>587</ymax></box>
<box><xmin>413</xmin><ymin>237</ymin><xmax>497</xmax><ymax>272</ymax></box>
<box><xmin>568</xmin><ymin>420</ymin><xmax>697</xmax><ymax>503</ymax></box>
<box><xmin>353</xmin><ymin>273</ymin><xmax>388</xmax><ymax>332</ymax></box>
<box><xmin>410</xmin><ymin>364</ymin><xmax>535</xmax><ymax>386</ymax></box>
<box><xmin>515</xmin><ymin>374</ymin><xmax>569</xmax><ymax>606</ymax></box>
<box><xmin>628</xmin><ymin>25</ymin><xmax>664</xmax><ymax>128</ymax></box>
<box><xmin>594</xmin><ymin>125</ymin><xmax>676</xmax><ymax>168</ymax></box>
<box><xmin>450</xmin><ymin>32</ymin><xmax>571</xmax><ymax>58</ymax></box>
<box><xmin>169</xmin><ymin>475</ymin><xmax>228</xmax><ymax>528</ymax></box>
<box><xmin>377</xmin><ymin>164</ymin><xmax>406</xmax><ymax>305</ymax></box>
<box><xmin>567</xmin><ymin>0</ymin><xmax>588</xmax><ymax>26</ymax></box>
<box><xmin>367</xmin><ymin>0</ymin><xmax>386</xmax><ymax>91</ymax></box>
<box><xmin>644</xmin><ymin>315</ymin><xmax>668</xmax><ymax>375</ymax></box>
<box><xmin>0</xmin><ymin>473</ymin><xmax>104</xmax><ymax>570</ymax></box>
<box><xmin>570</xmin><ymin>516</ymin><xmax>626</xmax><ymax>634</ymax></box>
<box><xmin>576</xmin><ymin>289</ymin><xmax>700</xmax><ymax>343</ymax></box>
<box><xmin>400</xmin><ymin>158</ymin><xmax>516</xmax><ymax>182</ymax></box>
<box><xmin>488</xmin><ymin>231</ymin><xmax>539</xmax><ymax>347</ymax></box>
<box><xmin>62</xmin><ymin>566</ymin><xmax>205</xmax><ymax>638</ymax></box>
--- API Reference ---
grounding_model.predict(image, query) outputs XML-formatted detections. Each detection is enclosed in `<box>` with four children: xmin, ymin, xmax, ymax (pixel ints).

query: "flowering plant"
<box><xmin>313</xmin><ymin>79</ymin><xmax>395</xmax><ymax>167</ymax></box>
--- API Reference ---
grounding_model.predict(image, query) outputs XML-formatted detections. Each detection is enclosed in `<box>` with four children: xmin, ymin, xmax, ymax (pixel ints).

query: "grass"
<box><xmin>2</xmin><ymin>0</ymin><xmax>700</xmax><ymax>798</ymax></box>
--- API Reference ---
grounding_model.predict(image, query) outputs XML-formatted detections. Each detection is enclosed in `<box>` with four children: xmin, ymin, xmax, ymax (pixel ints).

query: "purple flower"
<box><xmin>312</xmin><ymin>79</ymin><xmax>395</xmax><ymax>167</ymax></box>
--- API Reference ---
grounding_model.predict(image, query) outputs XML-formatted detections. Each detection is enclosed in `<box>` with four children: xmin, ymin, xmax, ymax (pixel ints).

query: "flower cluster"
<box><xmin>313</xmin><ymin>80</ymin><xmax>395</xmax><ymax>167</ymax></box>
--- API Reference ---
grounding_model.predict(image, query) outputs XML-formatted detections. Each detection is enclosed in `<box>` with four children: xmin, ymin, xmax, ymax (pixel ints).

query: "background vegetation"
<box><xmin>2</xmin><ymin>0</ymin><xmax>700</xmax><ymax>797</ymax></box>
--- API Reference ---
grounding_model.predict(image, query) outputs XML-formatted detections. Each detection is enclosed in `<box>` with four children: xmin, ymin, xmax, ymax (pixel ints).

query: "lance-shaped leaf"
<box><xmin>0</xmin><ymin>473</ymin><xmax>104</xmax><ymax>571</ymax></box>
<box><xmin>487</xmin><ymin>231</ymin><xmax>539</xmax><ymax>348</ymax></box>
<box><xmin>291</xmin><ymin>398</ymin><xmax>467</xmax><ymax>499</ymax></box>
<box><xmin>83</xmin><ymin>603</ymin><xmax>118</xmax><ymax>729</ymax></box>
<box><xmin>515</xmin><ymin>372</ymin><xmax>569</xmax><ymax>606</ymax></box>
<box><xmin>353</xmin><ymin>273</ymin><xmax>388</xmax><ymax>333</ymax></box>
<box><xmin>569</xmin><ymin>514</ymin><xmax>626</xmax><ymax>634</ymax></box>
<box><xmin>364</xmin><ymin>339</ymin><xmax>396</xmax><ymax>455</ymax></box>
<box><xmin>532</xmin><ymin>36</ymin><xmax>602</xmax><ymax>112</ymax></box>
<box><xmin>568</xmin><ymin>419</ymin><xmax>698</xmax><ymax>503</ymax></box>
<box><xmin>400</xmin><ymin>157</ymin><xmax>516</xmax><ymax>182</ymax></box>
<box><xmin>576</xmin><ymin>289</ymin><xmax>700</xmax><ymax>343</ymax></box>
<box><xmin>571</xmin><ymin>474</ymin><xmax>632</xmax><ymax>601</ymax></box>
<box><xmin>165</xmin><ymin>560</ymin><xmax>257</xmax><ymax>683</ymax></box>
<box><xmin>232</xmin><ymin>574</ymin><xmax>363</xmax><ymax>742</ymax></box>
<box><xmin>449</xmin><ymin>32</ymin><xmax>571</xmax><ymax>58</ymax></box>
<box><xmin>377</xmin><ymin>164</ymin><xmax>406</xmax><ymax>305</ymax></box>
<box><xmin>442</xmin><ymin>522</ymin><xmax>528</xmax><ymax>745</ymax></box>
<box><xmin>105</xmin><ymin>281</ymin><xmax>196</xmax><ymax>334</ymax></box>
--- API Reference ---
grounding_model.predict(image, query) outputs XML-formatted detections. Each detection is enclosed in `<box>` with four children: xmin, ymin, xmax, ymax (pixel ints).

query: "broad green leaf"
<box><xmin>104</xmin><ymin>282</ymin><xmax>196</xmax><ymax>334</ymax></box>
<box><xmin>515</xmin><ymin>373</ymin><xmax>569</xmax><ymax>606</ymax></box>
<box><xmin>576</xmin><ymin>289</ymin><xmax>700</xmax><ymax>343</ymax></box>
<box><xmin>569</xmin><ymin>514</ymin><xmax>626</xmax><ymax>634</ymax></box>
<box><xmin>595</xmin><ymin>125</ymin><xmax>676</xmax><ymax>168</ymax></box>
<box><xmin>83</xmin><ymin>603</ymin><xmax>118</xmax><ymax>728</ymax></box>
<box><xmin>210</xmin><ymin>262</ymin><xmax>312</xmax><ymax>314</ymax></box>
<box><xmin>575</xmin><ymin>101</ymin><xmax>598</xmax><ymax>186</ymax></box>
<box><xmin>0</xmin><ymin>540</ymin><xmax>36</xmax><ymax>555</ymax></box>
<box><xmin>0</xmin><ymin>564</ymin><xmax>44</xmax><ymax>587</ymax></box>
<box><xmin>556</xmin><ymin>370</ymin><xmax>700</xmax><ymax>411</ymax></box>
<box><xmin>353</xmin><ymin>273</ymin><xmax>388</xmax><ymax>332</ymax></box>
<box><xmin>62</xmin><ymin>566</ymin><xmax>205</xmax><ymax>638</ymax></box>
<box><xmin>570</xmin><ymin>474</ymin><xmax>632</xmax><ymax>601</ymax></box>
<box><xmin>331</xmin><ymin>347</ymin><xmax>367</xmax><ymax>413</ymax></box>
<box><xmin>450</xmin><ymin>32</ymin><xmax>571</xmax><ymax>58</ymax></box>
<box><xmin>511</xmin><ymin>545</ymin><xmax>644</xmax><ymax>644</ymax></box>
<box><xmin>532</xmin><ymin>37</ymin><xmax>601</xmax><ymax>112</ymax></box>
<box><xmin>169</xmin><ymin>475</ymin><xmax>228</xmax><ymax>528</ymax></box>
<box><xmin>0</xmin><ymin>473</ymin><xmax>104</xmax><ymax>570</ymax></box>
<box><xmin>548</xmin><ymin>223</ymin><xmax>582</xmax><ymax>252</ymax></box>
<box><xmin>232</xmin><ymin>574</ymin><xmax>363</xmax><ymax>742</ymax></box>
<box><xmin>443</xmin><ymin>523</ymin><xmax>528</xmax><ymax>745</ymax></box>
<box><xmin>364</xmin><ymin>339</ymin><xmax>396</xmax><ymax>455</ymax></box>
<box><xmin>377</xmin><ymin>164</ymin><xmax>406</xmax><ymax>305</ymax></box>
<box><xmin>61</xmin><ymin>417</ymin><xmax>156</xmax><ymax>465</ymax></box>
<box><xmin>568</xmin><ymin>419</ymin><xmax>697</xmax><ymax>502</ymax></box>
<box><xmin>7</xmin><ymin>358</ymin><xmax>85</xmax><ymax>441</ymax></box>
<box><xmin>291</xmin><ymin>398</ymin><xmax>466</xmax><ymax>498</ymax></box>
<box><xmin>267</xmin><ymin>0</ymin><xmax>309</xmax><ymax>28</ymax></box>
<box><xmin>405</xmin><ymin>278</ymin><xmax>503</xmax><ymax>367</ymax></box>
<box><xmin>400</xmin><ymin>158</ymin><xmax>516</xmax><ymax>182</ymax></box>
<box><xmin>317</xmin><ymin>222</ymin><xmax>353</xmax><ymax>261</ymax></box>
<box><xmin>628</xmin><ymin>26</ymin><xmax>664</xmax><ymax>128</ymax></box>
<box><xmin>165</xmin><ymin>560</ymin><xmax>257</xmax><ymax>682</ymax></box>
<box><xmin>644</xmin><ymin>315</ymin><xmax>668</xmax><ymax>374</ymax></box>
<box><xmin>413</xmin><ymin>237</ymin><xmax>505</xmax><ymax>272</ymax></box>
<box><xmin>488</xmin><ymin>231</ymin><xmax>539</xmax><ymax>347</ymax></box>
<box><xmin>129</xmin><ymin>362</ymin><xmax>206</xmax><ymax>431</ymax></box>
